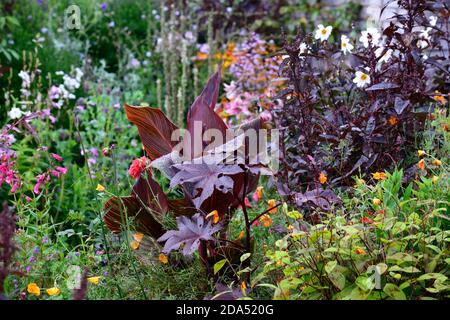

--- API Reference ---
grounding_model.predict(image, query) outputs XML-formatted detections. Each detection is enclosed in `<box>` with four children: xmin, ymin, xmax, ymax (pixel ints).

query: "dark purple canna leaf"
<box><xmin>157</xmin><ymin>213</ymin><xmax>222</xmax><ymax>256</ymax></box>
<box><xmin>103</xmin><ymin>170</ymin><xmax>168</xmax><ymax>238</ymax></box>
<box><xmin>124</xmin><ymin>104</ymin><xmax>178</xmax><ymax>160</ymax></box>
<box><xmin>185</xmin><ymin>67</ymin><xmax>228</xmax><ymax>159</ymax></box>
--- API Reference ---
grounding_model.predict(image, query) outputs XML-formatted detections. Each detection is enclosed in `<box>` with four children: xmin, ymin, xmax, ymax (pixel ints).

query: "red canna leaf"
<box><xmin>103</xmin><ymin>170</ymin><xmax>169</xmax><ymax>238</ymax></box>
<box><xmin>185</xmin><ymin>66</ymin><xmax>228</xmax><ymax>159</ymax></box>
<box><xmin>124</xmin><ymin>104</ymin><xmax>179</xmax><ymax>160</ymax></box>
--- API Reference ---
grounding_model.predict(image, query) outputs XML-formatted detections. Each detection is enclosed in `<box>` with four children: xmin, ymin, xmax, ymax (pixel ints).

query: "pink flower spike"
<box><xmin>56</xmin><ymin>166</ymin><xmax>68</xmax><ymax>174</ymax></box>
<box><xmin>51</xmin><ymin>153</ymin><xmax>63</xmax><ymax>162</ymax></box>
<box><xmin>25</xmin><ymin>195</ymin><xmax>32</xmax><ymax>203</ymax></box>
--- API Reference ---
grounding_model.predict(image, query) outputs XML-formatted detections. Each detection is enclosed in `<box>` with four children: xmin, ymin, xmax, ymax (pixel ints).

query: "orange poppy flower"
<box><xmin>319</xmin><ymin>172</ymin><xmax>327</xmax><ymax>184</ymax></box>
<box><xmin>260</xmin><ymin>214</ymin><xmax>272</xmax><ymax>227</ymax></box>
<box><xmin>159</xmin><ymin>253</ymin><xmax>169</xmax><ymax>264</ymax></box>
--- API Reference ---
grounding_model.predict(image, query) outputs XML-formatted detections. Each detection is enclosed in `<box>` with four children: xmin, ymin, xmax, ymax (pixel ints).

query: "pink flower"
<box><xmin>56</xmin><ymin>166</ymin><xmax>68</xmax><ymax>174</ymax></box>
<box><xmin>25</xmin><ymin>195</ymin><xmax>32</xmax><ymax>203</ymax></box>
<box><xmin>51</xmin><ymin>153</ymin><xmax>63</xmax><ymax>162</ymax></box>
<box><xmin>128</xmin><ymin>157</ymin><xmax>150</xmax><ymax>179</ymax></box>
<box><xmin>33</xmin><ymin>174</ymin><xmax>46</xmax><ymax>194</ymax></box>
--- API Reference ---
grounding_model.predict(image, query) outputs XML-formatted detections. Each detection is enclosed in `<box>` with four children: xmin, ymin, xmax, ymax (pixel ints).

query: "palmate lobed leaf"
<box><xmin>157</xmin><ymin>213</ymin><xmax>222</xmax><ymax>256</ymax></box>
<box><xmin>170</xmin><ymin>163</ymin><xmax>243</xmax><ymax>209</ymax></box>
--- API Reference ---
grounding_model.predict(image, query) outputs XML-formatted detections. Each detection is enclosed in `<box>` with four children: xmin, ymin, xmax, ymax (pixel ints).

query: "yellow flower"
<box><xmin>87</xmin><ymin>276</ymin><xmax>101</xmax><ymax>285</ymax></box>
<box><xmin>241</xmin><ymin>281</ymin><xmax>247</xmax><ymax>291</ymax></box>
<box><xmin>417</xmin><ymin>159</ymin><xmax>426</xmax><ymax>170</ymax></box>
<box><xmin>206</xmin><ymin>210</ymin><xmax>220</xmax><ymax>224</ymax></box>
<box><xmin>355</xmin><ymin>246</ymin><xmax>366</xmax><ymax>255</ymax></box>
<box><xmin>432</xmin><ymin>159</ymin><xmax>442</xmax><ymax>166</ymax></box>
<box><xmin>319</xmin><ymin>172</ymin><xmax>327</xmax><ymax>184</ymax></box>
<box><xmin>260</xmin><ymin>214</ymin><xmax>272</xmax><ymax>227</ymax></box>
<box><xmin>96</xmin><ymin>184</ymin><xmax>105</xmax><ymax>192</ymax></box>
<box><xmin>46</xmin><ymin>287</ymin><xmax>60</xmax><ymax>296</ymax></box>
<box><xmin>418</xmin><ymin>150</ymin><xmax>426</xmax><ymax>157</ymax></box>
<box><xmin>267</xmin><ymin>199</ymin><xmax>278</xmax><ymax>214</ymax></box>
<box><xmin>159</xmin><ymin>253</ymin><xmax>168</xmax><ymax>264</ymax></box>
<box><xmin>287</xmin><ymin>225</ymin><xmax>294</xmax><ymax>231</ymax></box>
<box><xmin>372</xmin><ymin>172</ymin><xmax>387</xmax><ymax>180</ymax></box>
<box><xmin>27</xmin><ymin>283</ymin><xmax>40</xmax><ymax>296</ymax></box>
<box><xmin>372</xmin><ymin>198</ymin><xmax>381</xmax><ymax>206</ymax></box>
<box><xmin>432</xmin><ymin>175</ymin><xmax>439</xmax><ymax>184</ymax></box>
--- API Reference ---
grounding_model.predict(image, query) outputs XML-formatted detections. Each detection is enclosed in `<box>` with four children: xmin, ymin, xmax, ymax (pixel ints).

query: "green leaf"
<box><xmin>417</xmin><ymin>273</ymin><xmax>448</xmax><ymax>282</ymax></box>
<box><xmin>383</xmin><ymin>283</ymin><xmax>407</xmax><ymax>300</ymax></box>
<box><xmin>329</xmin><ymin>271</ymin><xmax>346</xmax><ymax>290</ymax></box>
<box><xmin>240</xmin><ymin>253</ymin><xmax>251</xmax><ymax>263</ymax></box>
<box><xmin>213</xmin><ymin>259</ymin><xmax>227</xmax><ymax>275</ymax></box>
<box><xmin>389</xmin><ymin>265</ymin><xmax>421</xmax><ymax>273</ymax></box>
<box><xmin>356</xmin><ymin>276</ymin><xmax>375</xmax><ymax>291</ymax></box>
<box><xmin>325</xmin><ymin>260</ymin><xmax>337</xmax><ymax>274</ymax></box>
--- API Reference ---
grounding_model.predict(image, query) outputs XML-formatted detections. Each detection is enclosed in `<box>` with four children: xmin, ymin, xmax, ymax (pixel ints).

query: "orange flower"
<box><xmin>131</xmin><ymin>232</ymin><xmax>144</xmax><ymax>250</ymax></box>
<box><xmin>355</xmin><ymin>246</ymin><xmax>366</xmax><ymax>255</ymax></box>
<box><xmin>319</xmin><ymin>172</ymin><xmax>327</xmax><ymax>184</ymax></box>
<box><xmin>432</xmin><ymin>159</ymin><xmax>442</xmax><ymax>166</ymax></box>
<box><xmin>442</xmin><ymin>123</ymin><xmax>449</xmax><ymax>132</ymax></box>
<box><xmin>434</xmin><ymin>91</ymin><xmax>447</xmax><ymax>104</ymax></box>
<box><xmin>27</xmin><ymin>283</ymin><xmax>40</xmax><ymax>296</ymax></box>
<box><xmin>196</xmin><ymin>52</ymin><xmax>208</xmax><ymax>61</ymax></box>
<box><xmin>287</xmin><ymin>225</ymin><xmax>294</xmax><ymax>231</ymax></box>
<box><xmin>260</xmin><ymin>214</ymin><xmax>272</xmax><ymax>227</ymax></box>
<box><xmin>159</xmin><ymin>253</ymin><xmax>168</xmax><ymax>264</ymax></box>
<box><xmin>256</xmin><ymin>186</ymin><xmax>263</xmax><ymax>199</ymax></box>
<box><xmin>206</xmin><ymin>210</ymin><xmax>220</xmax><ymax>224</ymax></box>
<box><xmin>417</xmin><ymin>159</ymin><xmax>426</xmax><ymax>170</ymax></box>
<box><xmin>241</xmin><ymin>281</ymin><xmax>247</xmax><ymax>291</ymax></box>
<box><xmin>267</xmin><ymin>199</ymin><xmax>278</xmax><ymax>214</ymax></box>
<box><xmin>372</xmin><ymin>172</ymin><xmax>387</xmax><ymax>180</ymax></box>
<box><xmin>238</xmin><ymin>231</ymin><xmax>245</xmax><ymax>240</ymax></box>
<box><xmin>388</xmin><ymin>116</ymin><xmax>398</xmax><ymax>126</ymax></box>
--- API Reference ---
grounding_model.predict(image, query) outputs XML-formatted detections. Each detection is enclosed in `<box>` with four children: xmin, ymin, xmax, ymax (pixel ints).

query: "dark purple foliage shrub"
<box><xmin>0</xmin><ymin>203</ymin><xmax>17</xmax><ymax>299</ymax></box>
<box><xmin>274</xmin><ymin>0</ymin><xmax>449</xmax><ymax>217</ymax></box>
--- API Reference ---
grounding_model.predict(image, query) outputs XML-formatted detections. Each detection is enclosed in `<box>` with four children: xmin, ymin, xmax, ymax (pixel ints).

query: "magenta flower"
<box><xmin>51</xmin><ymin>153</ymin><xmax>63</xmax><ymax>162</ymax></box>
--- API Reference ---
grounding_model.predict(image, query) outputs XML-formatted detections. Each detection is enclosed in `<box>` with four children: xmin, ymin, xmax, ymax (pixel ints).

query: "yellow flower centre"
<box><xmin>321</xmin><ymin>29</ymin><xmax>327</xmax><ymax>35</ymax></box>
<box><xmin>360</xmin><ymin>73</ymin><xmax>368</xmax><ymax>81</ymax></box>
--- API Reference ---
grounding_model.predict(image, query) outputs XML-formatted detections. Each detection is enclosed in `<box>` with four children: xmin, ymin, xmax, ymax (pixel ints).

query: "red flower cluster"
<box><xmin>128</xmin><ymin>156</ymin><xmax>150</xmax><ymax>179</ymax></box>
<box><xmin>361</xmin><ymin>209</ymin><xmax>385</xmax><ymax>224</ymax></box>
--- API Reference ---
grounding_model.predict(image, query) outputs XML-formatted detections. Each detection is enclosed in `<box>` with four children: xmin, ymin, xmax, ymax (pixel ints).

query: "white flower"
<box><xmin>375</xmin><ymin>47</ymin><xmax>393</xmax><ymax>64</ymax></box>
<box><xmin>429</xmin><ymin>15</ymin><xmax>437</xmax><ymax>27</ymax></box>
<box><xmin>63</xmin><ymin>74</ymin><xmax>80</xmax><ymax>91</ymax></box>
<box><xmin>340</xmin><ymin>35</ymin><xmax>354</xmax><ymax>54</ymax></box>
<box><xmin>314</xmin><ymin>24</ymin><xmax>333</xmax><ymax>42</ymax></box>
<box><xmin>298</xmin><ymin>42</ymin><xmax>308</xmax><ymax>56</ymax></box>
<box><xmin>8</xmin><ymin>107</ymin><xmax>24</xmax><ymax>119</ymax></box>
<box><xmin>359</xmin><ymin>27</ymin><xmax>381</xmax><ymax>48</ymax></box>
<box><xmin>420</xmin><ymin>27</ymin><xmax>432</xmax><ymax>40</ymax></box>
<box><xmin>353</xmin><ymin>71</ymin><xmax>371</xmax><ymax>88</ymax></box>
<box><xmin>224</xmin><ymin>81</ymin><xmax>238</xmax><ymax>100</ymax></box>
<box><xmin>417</xmin><ymin>39</ymin><xmax>428</xmax><ymax>49</ymax></box>
<box><xmin>18</xmin><ymin>71</ymin><xmax>31</xmax><ymax>88</ymax></box>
